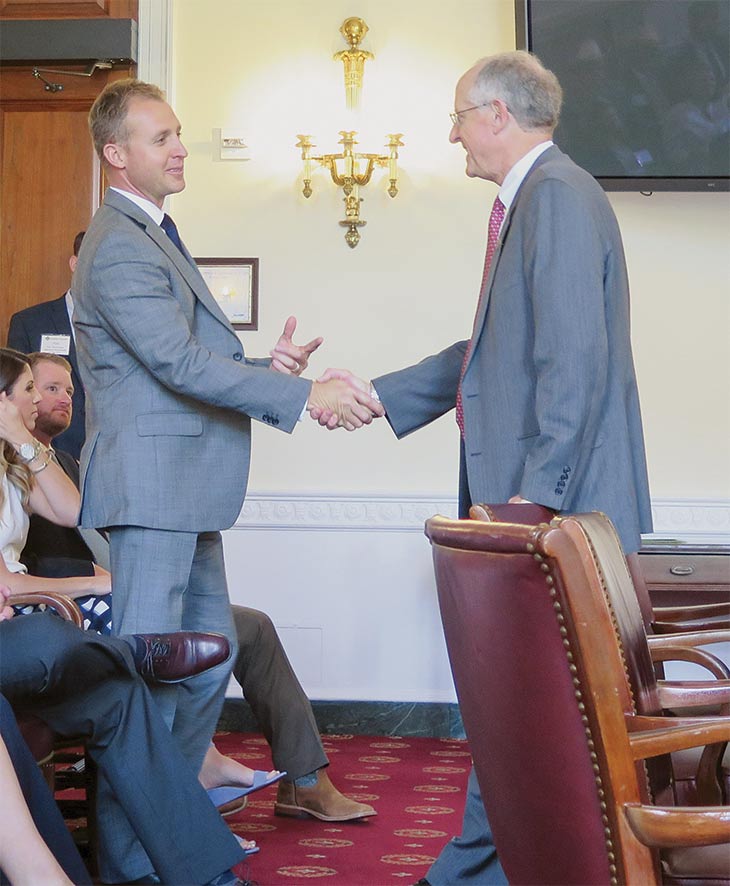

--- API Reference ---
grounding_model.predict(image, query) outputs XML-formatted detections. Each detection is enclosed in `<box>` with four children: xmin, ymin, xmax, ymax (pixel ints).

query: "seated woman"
<box><xmin>0</xmin><ymin>348</ymin><xmax>110</xmax><ymax>605</ymax></box>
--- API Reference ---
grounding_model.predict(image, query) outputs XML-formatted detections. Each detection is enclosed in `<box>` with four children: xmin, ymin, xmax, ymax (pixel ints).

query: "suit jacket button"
<box><xmin>563</xmin><ymin>465</ymin><xmax>571</xmax><ymax>473</ymax></box>
<box><xmin>233</xmin><ymin>352</ymin><xmax>243</xmax><ymax>361</ymax></box>
<box><xmin>555</xmin><ymin>488</ymin><xmax>563</xmax><ymax>495</ymax></box>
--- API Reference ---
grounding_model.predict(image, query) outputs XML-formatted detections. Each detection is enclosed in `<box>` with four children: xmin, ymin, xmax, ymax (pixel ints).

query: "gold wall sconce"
<box><xmin>297</xmin><ymin>130</ymin><xmax>404</xmax><ymax>248</ymax></box>
<box><xmin>297</xmin><ymin>18</ymin><xmax>404</xmax><ymax>249</ymax></box>
<box><xmin>334</xmin><ymin>17</ymin><xmax>373</xmax><ymax>110</ymax></box>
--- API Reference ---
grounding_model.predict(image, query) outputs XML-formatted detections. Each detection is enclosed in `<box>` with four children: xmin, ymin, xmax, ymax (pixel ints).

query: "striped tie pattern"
<box><xmin>455</xmin><ymin>196</ymin><xmax>506</xmax><ymax>437</ymax></box>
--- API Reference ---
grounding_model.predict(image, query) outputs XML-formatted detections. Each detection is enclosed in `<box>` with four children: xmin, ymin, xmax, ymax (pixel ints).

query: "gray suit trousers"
<box><xmin>232</xmin><ymin>605</ymin><xmax>328</xmax><ymax>780</ymax></box>
<box><xmin>104</xmin><ymin>527</ymin><xmax>237</xmax><ymax>881</ymax></box>
<box><xmin>427</xmin><ymin>767</ymin><xmax>507</xmax><ymax>885</ymax></box>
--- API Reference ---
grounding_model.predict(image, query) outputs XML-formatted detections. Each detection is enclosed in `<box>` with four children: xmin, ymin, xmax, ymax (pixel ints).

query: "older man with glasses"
<box><xmin>314</xmin><ymin>50</ymin><xmax>652</xmax><ymax>885</ymax></box>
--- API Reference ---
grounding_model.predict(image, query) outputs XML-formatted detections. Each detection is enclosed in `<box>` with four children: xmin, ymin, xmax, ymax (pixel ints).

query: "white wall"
<box><xmin>167</xmin><ymin>0</ymin><xmax>730</xmax><ymax>701</ymax></box>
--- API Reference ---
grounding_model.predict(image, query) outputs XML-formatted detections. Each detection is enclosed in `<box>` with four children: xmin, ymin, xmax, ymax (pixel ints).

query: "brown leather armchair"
<box><xmin>426</xmin><ymin>511</ymin><xmax>730</xmax><ymax>884</ymax></box>
<box><xmin>472</xmin><ymin>504</ymin><xmax>730</xmax><ymax>806</ymax></box>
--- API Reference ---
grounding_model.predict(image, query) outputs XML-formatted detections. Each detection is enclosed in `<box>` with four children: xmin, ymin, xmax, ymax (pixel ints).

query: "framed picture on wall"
<box><xmin>195</xmin><ymin>257</ymin><xmax>259</xmax><ymax>330</ymax></box>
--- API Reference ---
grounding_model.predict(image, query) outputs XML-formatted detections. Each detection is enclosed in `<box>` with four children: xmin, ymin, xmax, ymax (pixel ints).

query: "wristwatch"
<box><xmin>17</xmin><ymin>439</ymin><xmax>43</xmax><ymax>463</ymax></box>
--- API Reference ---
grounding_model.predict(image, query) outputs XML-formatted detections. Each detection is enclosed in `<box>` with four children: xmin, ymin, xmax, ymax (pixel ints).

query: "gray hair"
<box><xmin>470</xmin><ymin>51</ymin><xmax>562</xmax><ymax>132</ymax></box>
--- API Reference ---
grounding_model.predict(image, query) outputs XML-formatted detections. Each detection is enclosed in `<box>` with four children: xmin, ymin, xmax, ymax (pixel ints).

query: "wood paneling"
<box><xmin>0</xmin><ymin>0</ymin><xmax>137</xmax><ymax>19</ymax></box>
<box><xmin>0</xmin><ymin>64</ymin><xmax>132</xmax><ymax>345</ymax></box>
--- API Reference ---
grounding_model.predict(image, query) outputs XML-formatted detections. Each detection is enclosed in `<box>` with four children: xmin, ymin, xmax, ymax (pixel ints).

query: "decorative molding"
<box><xmin>136</xmin><ymin>0</ymin><xmax>171</xmax><ymax>93</ymax></box>
<box><xmin>236</xmin><ymin>493</ymin><xmax>458</xmax><ymax>532</ymax></box>
<box><xmin>232</xmin><ymin>493</ymin><xmax>730</xmax><ymax>542</ymax></box>
<box><xmin>648</xmin><ymin>499</ymin><xmax>730</xmax><ymax>542</ymax></box>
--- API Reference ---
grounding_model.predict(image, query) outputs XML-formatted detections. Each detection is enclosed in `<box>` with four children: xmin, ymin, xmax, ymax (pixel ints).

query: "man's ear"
<box><xmin>491</xmin><ymin>99</ymin><xmax>510</xmax><ymax>133</ymax></box>
<box><xmin>103</xmin><ymin>142</ymin><xmax>126</xmax><ymax>170</ymax></box>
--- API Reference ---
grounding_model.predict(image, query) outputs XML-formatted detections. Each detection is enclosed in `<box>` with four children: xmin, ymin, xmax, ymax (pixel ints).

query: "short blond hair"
<box><xmin>89</xmin><ymin>78</ymin><xmax>165</xmax><ymax>159</ymax></box>
<box><xmin>28</xmin><ymin>352</ymin><xmax>73</xmax><ymax>374</ymax></box>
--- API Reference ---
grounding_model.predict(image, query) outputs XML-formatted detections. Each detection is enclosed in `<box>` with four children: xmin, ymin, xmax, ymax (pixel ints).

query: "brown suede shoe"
<box><xmin>274</xmin><ymin>770</ymin><xmax>376</xmax><ymax>822</ymax></box>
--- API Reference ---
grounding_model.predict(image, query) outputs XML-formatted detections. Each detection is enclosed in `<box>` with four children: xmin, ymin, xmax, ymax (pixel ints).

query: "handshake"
<box><xmin>270</xmin><ymin>316</ymin><xmax>384</xmax><ymax>432</ymax></box>
<box><xmin>308</xmin><ymin>368</ymin><xmax>382</xmax><ymax>431</ymax></box>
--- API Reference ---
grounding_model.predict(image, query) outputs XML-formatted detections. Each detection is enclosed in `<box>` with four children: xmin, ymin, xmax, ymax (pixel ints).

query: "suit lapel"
<box><xmin>464</xmin><ymin>146</ymin><xmax>562</xmax><ymax>376</ymax></box>
<box><xmin>103</xmin><ymin>191</ymin><xmax>237</xmax><ymax>335</ymax></box>
<box><xmin>48</xmin><ymin>295</ymin><xmax>72</xmax><ymax>335</ymax></box>
<box><xmin>47</xmin><ymin>296</ymin><xmax>81</xmax><ymax>381</ymax></box>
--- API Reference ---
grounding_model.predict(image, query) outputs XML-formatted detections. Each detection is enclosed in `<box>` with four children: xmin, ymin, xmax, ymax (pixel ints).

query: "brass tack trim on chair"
<box><xmin>528</xmin><ymin>538</ymin><xmax>620</xmax><ymax>886</ymax></box>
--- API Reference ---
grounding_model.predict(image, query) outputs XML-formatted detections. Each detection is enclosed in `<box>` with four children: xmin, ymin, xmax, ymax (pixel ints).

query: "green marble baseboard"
<box><xmin>219</xmin><ymin>698</ymin><xmax>464</xmax><ymax>740</ymax></box>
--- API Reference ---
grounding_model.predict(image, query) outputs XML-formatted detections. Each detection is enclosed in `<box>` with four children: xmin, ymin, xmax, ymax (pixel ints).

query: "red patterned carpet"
<box><xmin>214</xmin><ymin>731</ymin><xmax>471</xmax><ymax>886</ymax></box>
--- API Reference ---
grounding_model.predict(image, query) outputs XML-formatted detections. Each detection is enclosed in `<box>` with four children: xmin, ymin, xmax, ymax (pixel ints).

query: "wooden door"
<box><xmin>0</xmin><ymin>64</ymin><xmax>133</xmax><ymax>345</ymax></box>
<box><xmin>0</xmin><ymin>0</ymin><xmax>136</xmax><ymax>19</ymax></box>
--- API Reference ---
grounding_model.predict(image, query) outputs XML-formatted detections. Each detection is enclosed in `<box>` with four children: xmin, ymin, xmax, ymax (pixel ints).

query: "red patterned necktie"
<box><xmin>455</xmin><ymin>196</ymin><xmax>506</xmax><ymax>437</ymax></box>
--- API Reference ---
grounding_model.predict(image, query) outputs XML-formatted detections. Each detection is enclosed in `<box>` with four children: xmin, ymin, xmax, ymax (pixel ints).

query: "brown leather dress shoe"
<box><xmin>132</xmin><ymin>632</ymin><xmax>230</xmax><ymax>683</ymax></box>
<box><xmin>274</xmin><ymin>769</ymin><xmax>376</xmax><ymax>822</ymax></box>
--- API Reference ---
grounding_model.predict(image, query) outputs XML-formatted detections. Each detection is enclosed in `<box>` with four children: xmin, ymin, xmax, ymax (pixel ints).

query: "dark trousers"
<box><xmin>232</xmin><ymin>605</ymin><xmax>328</xmax><ymax>780</ymax></box>
<box><xmin>0</xmin><ymin>694</ymin><xmax>91</xmax><ymax>885</ymax></box>
<box><xmin>0</xmin><ymin>613</ymin><xmax>244</xmax><ymax>884</ymax></box>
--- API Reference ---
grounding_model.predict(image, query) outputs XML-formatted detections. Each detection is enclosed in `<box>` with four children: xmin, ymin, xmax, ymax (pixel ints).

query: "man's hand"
<box><xmin>270</xmin><ymin>316</ymin><xmax>323</xmax><ymax>376</ymax></box>
<box><xmin>0</xmin><ymin>586</ymin><xmax>14</xmax><ymax>622</ymax></box>
<box><xmin>310</xmin><ymin>368</ymin><xmax>376</xmax><ymax>429</ymax></box>
<box><xmin>308</xmin><ymin>375</ymin><xmax>384</xmax><ymax>431</ymax></box>
<box><xmin>508</xmin><ymin>495</ymin><xmax>533</xmax><ymax>504</ymax></box>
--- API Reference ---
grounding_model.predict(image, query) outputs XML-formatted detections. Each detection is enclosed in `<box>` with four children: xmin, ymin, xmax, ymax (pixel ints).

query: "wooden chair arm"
<box><xmin>625</xmin><ymin>804</ymin><xmax>730</xmax><ymax>849</ymax></box>
<box><xmin>653</xmin><ymin>617</ymin><xmax>730</xmax><ymax>634</ymax></box>
<box><xmin>649</xmin><ymin>643</ymin><xmax>730</xmax><ymax>679</ymax></box>
<box><xmin>649</xmin><ymin>630</ymin><xmax>730</xmax><ymax>650</ymax></box>
<box><xmin>12</xmin><ymin>593</ymin><xmax>83</xmax><ymax>628</ymax></box>
<box><xmin>656</xmin><ymin>680</ymin><xmax>730</xmax><ymax>709</ymax></box>
<box><xmin>626</xmin><ymin>717</ymin><xmax>730</xmax><ymax>759</ymax></box>
<box><xmin>653</xmin><ymin>601</ymin><xmax>730</xmax><ymax>623</ymax></box>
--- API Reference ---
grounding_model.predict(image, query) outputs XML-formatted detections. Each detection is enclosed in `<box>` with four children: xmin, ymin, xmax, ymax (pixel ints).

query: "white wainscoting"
<box><xmin>222</xmin><ymin>494</ymin><xmax>729</xmax><ymax>702</ymax></box>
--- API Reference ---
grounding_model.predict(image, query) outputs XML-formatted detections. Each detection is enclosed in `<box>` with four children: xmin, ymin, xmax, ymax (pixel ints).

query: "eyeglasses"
<box><xmin>449</xmin><ymin>103</ymin><xmax>490</xmax><ymax>126</ymax></box>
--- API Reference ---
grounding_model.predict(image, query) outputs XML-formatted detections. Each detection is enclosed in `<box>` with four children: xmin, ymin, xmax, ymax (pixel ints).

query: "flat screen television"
<box><xmin>515</xmin><ymin>0</ymin><xmax>730</xmax><ymax>191</ymax></box>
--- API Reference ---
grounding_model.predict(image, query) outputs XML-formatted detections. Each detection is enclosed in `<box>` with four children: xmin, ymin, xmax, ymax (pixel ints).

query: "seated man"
<box><xmin>23</xmin><ymin>352</ymin><xmax>375</xmax><ymax>823</ymax></box>
<box><xmin>18</xmin><ymin>352</ymin><xmax>111</xmax><ymax>633</ymax></box>
<box><xmin>7</xmin><ymin>232</ymin><xmax>87</xmax><ymax>459</ymax></box>
<box><xmin>0</xmin><ymin>585</ymin><xmax>251</xmax><ymax>886</ymax></box>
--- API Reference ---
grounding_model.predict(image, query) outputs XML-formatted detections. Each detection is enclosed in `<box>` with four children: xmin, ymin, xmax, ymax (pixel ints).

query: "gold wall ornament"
<box><xmin>297</xmin><ymin>131</ymin><xmax>404</xmax><ymax>249</ymax></box>
<box><xmin>333</xmin><ymin>17</ymin><xmax>373</xmax><ymax>109</ymax></box>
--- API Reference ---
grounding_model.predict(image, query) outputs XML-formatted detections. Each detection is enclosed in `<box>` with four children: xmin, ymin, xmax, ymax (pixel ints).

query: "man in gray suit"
<box><xmin>73</xmin><ymin>79</ymin><xmax>381</xmax><ymax>883</ymax></box>
<box><xmin>318</xmin><ymin>51</ymin><xmax>652</xmax><ymax>884</ymax></box>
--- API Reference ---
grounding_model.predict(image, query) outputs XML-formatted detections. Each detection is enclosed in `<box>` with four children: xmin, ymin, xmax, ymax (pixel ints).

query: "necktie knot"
<box><xmin>160</xmin><ymin>213</ymin><xmax>184</xmax><ymax>254</ymax></box>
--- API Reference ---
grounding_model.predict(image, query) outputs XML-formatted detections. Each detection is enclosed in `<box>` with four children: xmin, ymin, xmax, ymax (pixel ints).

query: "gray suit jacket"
<box><xmin>73</xmin><ymin>189</ymin><xmax>310</xmax><ymax>532</ymax></box>
<box><xmin>375</xmin><ymin>146</ymin><xmax>652</xmax><ymax>553</ymax></box>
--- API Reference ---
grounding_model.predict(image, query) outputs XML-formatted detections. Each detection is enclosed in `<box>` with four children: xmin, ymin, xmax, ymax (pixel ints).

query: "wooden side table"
<box><xmin>638</xmin><ymin>542</ymin><xmax>730</xmax><ymax>608</ymax></box>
